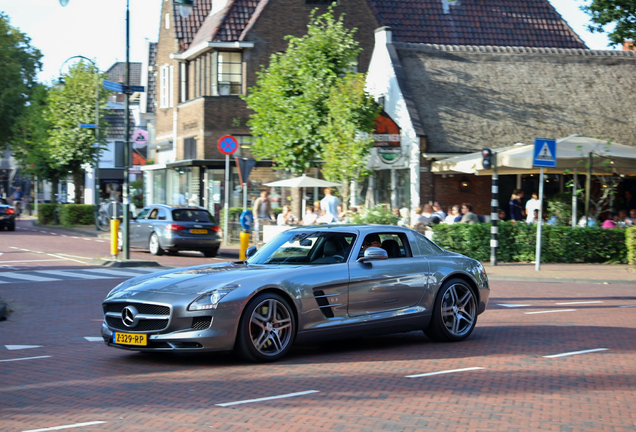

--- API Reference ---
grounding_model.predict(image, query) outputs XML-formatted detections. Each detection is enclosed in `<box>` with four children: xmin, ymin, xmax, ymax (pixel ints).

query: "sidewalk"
<box><xmin>21</xmin><ymin>216</ymin><xmax>636</xmax><ymax>284</ymax></box>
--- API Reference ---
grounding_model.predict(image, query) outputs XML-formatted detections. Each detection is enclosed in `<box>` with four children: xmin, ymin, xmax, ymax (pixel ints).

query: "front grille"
<box><xmin>192</xmin><ymin>316</ymin><xmax>212</xmax><ymax>330</ymax></box>
<box><xmin>106</xmin><ymin>316</ymin><xmax>169</xmax><ymax>331</ymax></box>
<box><xmin>104</xmin><ymin>302</ymin><xmax>170</xmax><ymax>315</ymax></box>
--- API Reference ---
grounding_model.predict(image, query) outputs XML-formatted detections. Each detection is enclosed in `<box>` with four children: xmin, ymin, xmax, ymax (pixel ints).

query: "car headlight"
<box><xmin>188</xmin><ymin>284</ymin><xmax>239</xmax><ymax>311</ymax></box>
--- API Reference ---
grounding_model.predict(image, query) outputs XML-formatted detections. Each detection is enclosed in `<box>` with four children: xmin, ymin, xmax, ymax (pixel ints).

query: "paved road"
<box><xmin>1</xmin><ymin>266</ymin><xmax>635</xmax><ymax>431</ymax></box>
<box><xmin>1</xmin><ymin>218</ymin><xmax>232</xmax><ymax>270</ymax></box>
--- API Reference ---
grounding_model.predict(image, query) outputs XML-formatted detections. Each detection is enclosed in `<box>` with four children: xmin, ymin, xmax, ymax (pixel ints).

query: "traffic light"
<box><xmin>482</xmin><ymin>148</ymin><xmax>492</xmax><ymax>170</ymax></box>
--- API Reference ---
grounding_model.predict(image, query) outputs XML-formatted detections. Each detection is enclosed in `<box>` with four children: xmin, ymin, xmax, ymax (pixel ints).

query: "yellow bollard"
<box><xmin>239</xmin><ymin>231</ymin><xmax>250</xmax><ymax>260</ymax></box>
<box><xmin>111</xmin><ymin>218</ymin><xmax>120</xmax><ymax>257</ymax></box>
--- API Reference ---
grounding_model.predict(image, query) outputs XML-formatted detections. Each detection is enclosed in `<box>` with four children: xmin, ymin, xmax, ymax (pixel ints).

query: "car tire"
<box><xmin>236</xmin><ymin>292</ymin><xmax>296</xmax><ymax>363</ymax></box>
<box><xmin>148</xmin><ymin>233</ymin><xmax>163</xmax><ymax>256</ymax></box>
<box><xmin>7</xmin><ymin>221</ymin><xmax>15</xmax><ymax>231</ymax></box>
<box><xmin>424</xmin><ymin>278</ymin><xmax>477</xmax><ymax>342</ymax></box>
<box><xmin>202</xmin><ymin>249</ymin><xmax>217</xmax><ymax>258</ymax></box>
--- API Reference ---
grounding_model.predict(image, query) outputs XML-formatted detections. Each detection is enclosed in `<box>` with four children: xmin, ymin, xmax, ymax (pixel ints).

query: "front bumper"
<box><xmin>101</xmin><ymin>301</ymin><xmax>239</xmax><ymax>353</ymax></box>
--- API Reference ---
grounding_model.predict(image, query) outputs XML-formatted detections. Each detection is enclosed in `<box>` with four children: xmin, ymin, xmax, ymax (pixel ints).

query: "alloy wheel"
<box><xmin>248</xmin><ymin>298</ymin><xmax>293</xmax><ymax>357</ymax></box>
<box><xmin>440</xmin><ymin>282</ymin><xmax>476</xmax><ymax>337</ymax></box>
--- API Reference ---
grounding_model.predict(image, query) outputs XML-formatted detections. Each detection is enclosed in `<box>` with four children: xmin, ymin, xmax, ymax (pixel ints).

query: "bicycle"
<box><xmin>95</xmin><ymin>200</ymin><xmax>123</xmax><ymax>231</ymax></box>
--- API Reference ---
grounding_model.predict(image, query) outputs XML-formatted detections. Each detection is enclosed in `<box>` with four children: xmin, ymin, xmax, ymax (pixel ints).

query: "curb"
<box><xmin>488</xmin><ymin>276</ymin><xmax>635</xmax><ymax>284</ymax></box>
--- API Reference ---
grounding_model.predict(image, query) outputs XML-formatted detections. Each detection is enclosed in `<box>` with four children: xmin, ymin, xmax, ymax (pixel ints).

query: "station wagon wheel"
<box><xmin>149</xmin><ymin>233</ymin><xmax>163</xmax><ymax>256</ymax></box>
<box><xmin>236</xmin><ymin>292</ymin><xmax>296</xmax><ymax>362</ymax></box>
<box><xmin>425</xmin><ymin>278</ymin><xmax>477</xmax><ymax>342</ymax></box>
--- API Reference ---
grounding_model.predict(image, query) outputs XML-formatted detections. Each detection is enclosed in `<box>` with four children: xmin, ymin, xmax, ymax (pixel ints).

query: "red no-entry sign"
<box><xmin>218</xmin><ymin>135</ymin><xmax>239</xmax><ymax>155</ymax></box>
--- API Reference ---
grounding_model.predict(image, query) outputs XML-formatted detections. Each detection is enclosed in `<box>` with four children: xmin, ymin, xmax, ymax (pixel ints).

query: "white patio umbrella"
<box><xmin>264</xmin><ymin>174</ymin><xmax>342</xmax><ymax>216</ymax></box>
<box><xmin>432</xmin><ymin>136</ymin><xmax>636</xmax><ymax>176</ymax></box>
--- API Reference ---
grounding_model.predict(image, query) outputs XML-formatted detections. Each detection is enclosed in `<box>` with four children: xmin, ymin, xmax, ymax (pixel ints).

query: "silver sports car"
<box><xmin>102</xmin><ymin>225</ymin><xmax>489</xmax><ymax>362</ymax></box>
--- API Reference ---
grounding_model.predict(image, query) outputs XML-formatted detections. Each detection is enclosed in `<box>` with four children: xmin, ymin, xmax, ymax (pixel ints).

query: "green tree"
<box><xmin>319</xmin><ymin>74</ymin><xmax>379</xmax><ymax>210</ymax></box>
<box><xmin>47</xmin><ymin>61</ymin><xmax>108</xmax><ymax>203</ymax></box>
<box><xmin>244</xmin><ymin>7</ymin><xmax>378</xmax><ymax>214</ymax></box>
<box><xmin>10</xmin><ymin>83</ymin><xmax>66</xmax><ymax>192</ymax></box>
<box><xmin>0</xmin><ymin>13</ymin><xmax>42</xmax><ymax>146</ymax></box>
<box><xmin>581</xmin><ymin>0</ymin><xmax>636</xmax><ymax>46</ymax></box>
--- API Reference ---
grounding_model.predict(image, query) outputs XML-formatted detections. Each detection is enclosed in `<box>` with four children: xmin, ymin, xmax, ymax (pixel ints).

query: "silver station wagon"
<box><xmin>103</xmin><ymin>225</ymin><xmax>489</xmax><ymax>362</ymax></box>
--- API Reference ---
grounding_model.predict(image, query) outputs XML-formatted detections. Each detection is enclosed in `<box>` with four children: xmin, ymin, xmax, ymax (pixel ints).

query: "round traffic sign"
<box><xmin>217</xmin><ymin>135</ymin><xmax>239</xmax><ymax>155</ymax></box>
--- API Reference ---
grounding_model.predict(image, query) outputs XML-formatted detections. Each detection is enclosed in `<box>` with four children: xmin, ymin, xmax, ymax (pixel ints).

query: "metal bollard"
<box><xmin>239</xmin><ymin>230</ymin><xmax>250</xmax><ymax>260</ymax></box>
<box><xmin>110</xmin><ymin>218</ymin><xmax>120</xmax><ymax>258</ymax></box>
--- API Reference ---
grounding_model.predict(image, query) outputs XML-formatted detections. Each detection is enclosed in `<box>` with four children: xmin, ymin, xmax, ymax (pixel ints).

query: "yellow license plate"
<box><xmin>190</xmin><ymin>229</ymin><xmax>208</xmax><ymax>234</ymax></box>
<box><xmin>113</xmin><ymin>332</ymin><xmax>147</xmax><ymax>346</ymax></box>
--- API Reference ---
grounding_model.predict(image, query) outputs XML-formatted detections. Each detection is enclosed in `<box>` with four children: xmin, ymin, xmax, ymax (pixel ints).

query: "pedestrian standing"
<box><xmin>525</xmin><ymin>192</ymin><xmax>540</xmax><ymax>224</ymax></box>
<box><xmin>509</xmin><ymin>189</ymin><xmax>525</xmax><ymax>222</ymax></box>
<box><xmin>320</xmin><ymin>188</ymin><xmax>341</xmax><ymax>223</ymax></box>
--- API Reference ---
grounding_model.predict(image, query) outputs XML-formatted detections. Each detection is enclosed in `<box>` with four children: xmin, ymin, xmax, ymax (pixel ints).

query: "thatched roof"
<box><xmin>394</xmin><ymin>43</ymin><xmax>636</xmax><ymax>153</ymax></box>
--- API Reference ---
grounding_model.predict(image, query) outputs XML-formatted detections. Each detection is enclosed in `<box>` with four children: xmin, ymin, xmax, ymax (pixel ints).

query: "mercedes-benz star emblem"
<box><xmin>122</xmin><ymin>305</ymin><xmax>139</xmax><ymax>328</ymax></box>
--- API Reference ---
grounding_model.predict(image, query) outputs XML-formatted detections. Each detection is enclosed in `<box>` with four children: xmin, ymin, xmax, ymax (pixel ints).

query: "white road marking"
<box><xmin>0</xmin><ymin>259</ymin><xmax>67</xmax><ymax>264</ymax></box>
<box><xmin>406</xmin><ymin>367</ymin><xmax>485</xmax><ymax>378</ymax></box>
<box><xmin>22</xmin><ymin>421</ymin><xmax>106</xmax><ymax>432</ymax></box>
<box><xmin>19</xmin><ymin>248</ymin><xmax>31</xmax><ymax>252</ymax></box>
<box><xmin>0</xmin><ymin>356</ymin><xmax>51</xmax><ymax>363</ymax></box>
<box><xmin>524</xmin><ymin>309</ymin><xmax>576</xmax><ymax>315</ymax></box>
<box><xmin>60</xmin><ymin>235</ymin><xmax>68</xmax><ymax>237</ymax></box>
<box><xmin>9</xmin><ymin>247</ymin><xmax>19</xmax><ymax>249</ymax></box>
<box><xmin>46</xmin><ymin>254</ymin><xmax>87</xmax><ymax>264</ymax></box>
<box><xmin>34</xmin><ymin>270</ymin><xmax>111</xmax><ymax>279</ymax></box>
<box><xmin>81</xmin><ymin>238</ymin><xmax>92</xmax><ymax>241</ymax></box>
<box><xmin>95</xmin><ymin>240</ymin><xmax>105</xmax><ymax>243</ymax></box>
<box><xmin>39</xmin><ymin>231</ymin><xmax>48</xmax><ymax>234</ymax></box>
<box><xmin>54</xmin><ymin>253</ymin><xmax>94</xmax><ymax>260</ymax></box>
<box><xmin>216</xmin><ymin>390</ymin><xmax>320</xmax><ymax>407</ymax></box>
<box><xmin>83</xmin><ymin>268</ymin><xmax>151</xmax><ymax>277</ymax></box>
<box><xmin>84</xmin><ymin>337</ymin><xmax>103</xmax><ymax>342</ymax></box>
<box><xmin>0</xmin><ymin>273</ymin><xmax>61</xmax><ymax>282</ymax></box>
<box><xmin>497</xmin><ymin>304</ymin><xmax>531</xmax><ymax>308</ymax></box>
<box><xmin>0</xmin><ymin>253</ymin><xmax>3</xmax><ymax>256</ymax></box>
<box><xmin>543</xmin><ymin>348</ymin><xmax>608</xmax><ymax>358</ymax></box>
<box><xmin>555</xmin><ymin>301</ymin><xmax>603</xmax><ymax>305</ymax></box>
<box><xmin>619</xmin><ymin>305</ymin><xmax>636</xmax><ymax>308</ymax></box>
<box><xmin>6</xmin><ymin>345</ymin><xmax>43</xmax><ymax>350</ymax></box>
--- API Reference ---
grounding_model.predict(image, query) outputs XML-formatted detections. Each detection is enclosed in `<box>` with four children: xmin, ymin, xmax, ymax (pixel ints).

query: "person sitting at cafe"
<box><xmin>277</xmin><ymin>206</ymin><xmax>297</xmax><ymax>226</ymax></box>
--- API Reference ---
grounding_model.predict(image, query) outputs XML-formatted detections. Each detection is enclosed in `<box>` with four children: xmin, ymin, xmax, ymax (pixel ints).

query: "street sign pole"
<box><xmin>532</xmin><ymin>138</ymin><xmax>557</xmax><ymax>272</ymax></box>
<box><xmin>536</xmin><ymin>166</ymin><xmax>544</xmax><ymax>271</ymax></box>
<box><xmin>224</xmin><ymin>154</ymin><xmax>230</xmax><ymax>246</ymax></box>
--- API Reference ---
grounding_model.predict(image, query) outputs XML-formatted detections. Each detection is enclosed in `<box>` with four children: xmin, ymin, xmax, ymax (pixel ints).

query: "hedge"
<box><xmin>432</xmin><ymin>221</ymin><xmax>628</xmax><ymax>264</ymax></box>
<box><xmin>36</xmin><ymin>204</ymin><xmax>95</xmax><ymax>227</ymax></box>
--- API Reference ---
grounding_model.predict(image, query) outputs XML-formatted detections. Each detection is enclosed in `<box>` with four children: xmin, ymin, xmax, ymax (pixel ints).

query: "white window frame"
<box><xmin>160</xmin><ymin>64</ymin><xmax>174</xmax><ymax>108</ymax></box>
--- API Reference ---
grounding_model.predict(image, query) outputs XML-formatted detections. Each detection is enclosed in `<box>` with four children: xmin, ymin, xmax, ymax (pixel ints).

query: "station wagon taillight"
<box><xmin>211</xmin><ymin>226</ymin><xmax>221</xmax><ymax>232</ymax></box>
<box><xmin>5</xmin><ymin>208</ymin><xmax>14</xmax><ymax>215</ymax></box>
<box><xmin>165</xmin><ymin>224</ymin><xmax>186</xmax><ymax>231</ymax></box>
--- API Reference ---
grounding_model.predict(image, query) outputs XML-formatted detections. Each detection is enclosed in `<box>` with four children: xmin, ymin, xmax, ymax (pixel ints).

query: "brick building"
<box><xmin>144</xmin><ymin>0</ymin><xmax>596</xmax><ymax>221</ymax></box>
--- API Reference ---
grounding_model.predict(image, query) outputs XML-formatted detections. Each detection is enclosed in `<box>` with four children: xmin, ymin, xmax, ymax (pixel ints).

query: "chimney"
<box><xmin>374</xmin><ymin>26</ymin><xmax>392</xmax><ymax>45</ymax></box>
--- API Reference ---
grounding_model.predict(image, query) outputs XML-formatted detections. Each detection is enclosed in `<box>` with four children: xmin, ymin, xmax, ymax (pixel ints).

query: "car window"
<box><xmin>147</xmin><ymin>208</ymin><xmax>159</xmax><ymax>220</ymax></box>
<box><xmin>248</xmin><ymin>231</ymin><xmax>356</xmax><ymax>265</ymax></box>
<box><xmin>157</xmin><ymin>208</ymin><xmax>167</xmax><ymax>220</ymax></box>
<box><xmin>136</xmin><ymin>207</ymin><xmax>150</xmax><ymax>219</ymax></box>
<box><xmin>359</xmin><ymin>233</ymin><xmax>411</xmax><ymax>259</ymax></box>
<box><xmin>412</xmin><ymin>232</ymin><xmax>443</xmax><ymax>256</ymax></box>
<box><xmin>172</xmin><ymin>209</ymin><xmax>214</xmax><ymax>223</ymax></box>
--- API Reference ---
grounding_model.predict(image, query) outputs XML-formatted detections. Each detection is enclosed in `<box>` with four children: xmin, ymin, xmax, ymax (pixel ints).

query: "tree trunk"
<box><xmin>73</xmin><ymin>170</ymin><xmax>85</xmax><ymax>204</ymax></box>
<box><xmin>291</xmin><ymin>187</ymin><xmax>302</xmax><ymax>221</ymax></box>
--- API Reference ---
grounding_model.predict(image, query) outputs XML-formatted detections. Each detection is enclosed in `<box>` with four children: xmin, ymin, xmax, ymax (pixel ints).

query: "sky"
<box><xmin>1</xmin><ymin>0</ymin><xmax>619</xmax><ymax>84</ymax></box>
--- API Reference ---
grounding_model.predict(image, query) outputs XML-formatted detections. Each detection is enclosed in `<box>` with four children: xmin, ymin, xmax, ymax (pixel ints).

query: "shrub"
<box><xmin>352</xmin><ymin>204</ymin><xmax>398</xmax><ymax>225</ymax></box>
<box><xmin>37</xmin><ymin>203</ymin><xmax>58</xmax><ymax>225</ymax></box>
<box><xmin>625</xmin><ymin>226</ymin><xmax>636</xmax><ymax>265</ymax></box>
<box><xmin>58</xmin><ymin>204</ymin><xmax>95</xmax><ymax>227</ymax></box>
<box><xmin>432</xmin><ymin>222</ymin><xmax>627</xmax><ymax>264</ymax></box>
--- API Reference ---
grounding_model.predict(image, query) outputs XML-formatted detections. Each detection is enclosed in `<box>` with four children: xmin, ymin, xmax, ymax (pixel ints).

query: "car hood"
<box><xmin>105</xmin><ymin>262</ymin><xmax>297</xmax><ymax>299</ymax></box>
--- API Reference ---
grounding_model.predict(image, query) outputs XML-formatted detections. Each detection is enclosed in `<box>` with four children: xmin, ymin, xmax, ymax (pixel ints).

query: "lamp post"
<box><xmin>56</xmin><ymin>55</ymin><xmax>101</xmax><ymax>207</ymax></box>
<box><xmin>59</xmin><ymin>0</ymin><xmax>194</xmax><ymax>259</ymax></box>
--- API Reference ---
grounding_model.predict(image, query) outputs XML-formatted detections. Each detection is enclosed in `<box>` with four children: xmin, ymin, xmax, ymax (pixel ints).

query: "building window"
<box><xmin>235</xmin><ymin>135</ymin><xmax>253</xmax><ymax>158</ymax></box>
<box><xmin>180</xmin><ymin>62</ymin><xmax>187</xmax><ymax>103</ymax></box>
<box><xmin>160</xmin><ymin>65</ymin><xmax>174</xmax><ymax>108</ymax></box>
<box><xmin>184</xmin><ymin>137</ymin><xmax>197</xmax><ymax>160</ymax></box>
<box><xmin>165</xmin><ymin>13</ymin><xmax>170</xmax><ymax>29</ymax></box>
<box><xmin>217</xmin><ymin>52</ymin><xmax>242</xmax><ymax>96</ymax></box>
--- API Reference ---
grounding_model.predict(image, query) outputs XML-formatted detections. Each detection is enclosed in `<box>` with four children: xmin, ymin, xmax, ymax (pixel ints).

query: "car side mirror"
<box><xmin>357</xmin><ymin>246</ymin><xmax>388</xmax><ymax>262</ymax></box>
<box><xmin>245</xmin><ymin>246</ymin><xmax>257</xmax><ymax>259</ymax></box>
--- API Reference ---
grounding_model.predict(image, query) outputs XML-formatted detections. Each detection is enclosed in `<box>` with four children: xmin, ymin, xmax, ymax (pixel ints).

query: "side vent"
<box><xmin>313</xmin><ymin>290</ymin><xmax>335</xmax><ymax>318</ymax></box>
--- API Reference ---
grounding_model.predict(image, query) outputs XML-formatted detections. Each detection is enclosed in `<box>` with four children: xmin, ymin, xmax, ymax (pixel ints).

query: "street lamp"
<box><xmin>56</xmin><ymin>55</ymin><xmax>101</xmax><ymax>208</ymax></box>
<box><xmin>59</xmin><ymin>0</ymin><xmax>195</xmax><ymax>260</ymax></box>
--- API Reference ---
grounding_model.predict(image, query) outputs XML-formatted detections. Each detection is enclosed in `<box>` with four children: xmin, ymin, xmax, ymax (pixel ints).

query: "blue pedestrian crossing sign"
<box><xmin>533</xmin><ymin>138</ymin><xmax>557</xmax><ymax>168</ymax></box>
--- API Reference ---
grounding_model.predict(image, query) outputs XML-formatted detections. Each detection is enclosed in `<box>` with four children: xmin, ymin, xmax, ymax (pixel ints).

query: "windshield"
<box><xmin>247</xmin><ymin>231</ymin><xmax>357</xmax><ymax>265</ymax></box>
